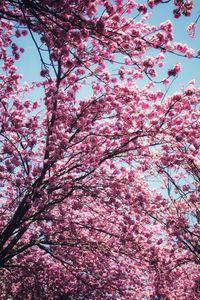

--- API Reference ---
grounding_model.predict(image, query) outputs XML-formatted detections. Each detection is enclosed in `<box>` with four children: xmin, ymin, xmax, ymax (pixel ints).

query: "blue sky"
<box><xmin>14</xmin><ymin>1</ymin><xmax>200</xmax><ymax>98</ymax></box>
<box><xmin>7</xmin><ymin>1</ymin><xmax>199</xmax><ymax>214</ymax></box>
<box><xmin>147</xmin><ymin>1</ymin><xmax>200</xmax><ymax>87</ymax></box>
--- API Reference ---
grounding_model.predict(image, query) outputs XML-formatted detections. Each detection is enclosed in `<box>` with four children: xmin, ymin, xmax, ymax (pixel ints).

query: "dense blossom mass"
<box><xmin>0</xmin><ymin>0</ymin><xmax>199</xmax><ymax>299</ymax></box>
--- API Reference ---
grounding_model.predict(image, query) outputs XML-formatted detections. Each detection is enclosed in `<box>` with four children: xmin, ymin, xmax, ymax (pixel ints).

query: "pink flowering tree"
<box><xmin>0</xmin><ymin>0</ymin><xmax>199</xmax><ymax>299</ymax></box>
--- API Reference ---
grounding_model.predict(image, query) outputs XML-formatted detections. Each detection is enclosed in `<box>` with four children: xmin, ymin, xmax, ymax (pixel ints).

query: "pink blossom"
<box><xmin>187</xmin><ymin>22</ymin><xmax>196</xmax><ymax>38</ymax></box>
<box><xmin>40</xmin><ymin>68</ymin><xmax>49</xmax><ymax>77</ymax></box>
<box><xmin>0</xmin><ymin>1</ymin><xmax>199</xmax><ymax>299</ymax></box>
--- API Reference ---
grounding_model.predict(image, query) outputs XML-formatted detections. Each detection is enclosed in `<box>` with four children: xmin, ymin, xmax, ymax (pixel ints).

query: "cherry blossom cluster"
<box><xmin>173</xmin><ymin>0</ymin><xmax>194</xmax><ymax>18</ymax></box>
<box><xmin>0</xmin><ymin>0</ymin><xmax>199</xmax><ymax>299</ymax></box>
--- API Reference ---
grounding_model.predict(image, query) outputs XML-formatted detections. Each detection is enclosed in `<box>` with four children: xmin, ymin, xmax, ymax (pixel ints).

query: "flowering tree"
<box><xmin>0</xmin><ymin>0</ymin><xmax>199</xmax><ymax>299</ymax></box>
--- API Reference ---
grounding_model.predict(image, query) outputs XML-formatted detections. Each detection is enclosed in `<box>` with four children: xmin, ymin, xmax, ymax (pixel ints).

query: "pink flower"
<box><xmin>173</xmin><ymin>63</ymin><xmax>181</xmax><ymax>73</ymax></box>
<box><xmin>40</xmin><ymin>69</ymin><xmax>49</xmax><ymax>77</ymax></box>
<box><xmin>147</xmin><ymin>0</ymin><xmax>154</xmax><ymax>8</ymax></box>
<box><xmin>186</xmin><ymin>48</ymin><xmax>194</xmax><ymax>58</ymax></box>
<box><xmin>15</xmin><ymin>29</ymin><xmax>21</xmax><ymax>38</ymax></box>
<box><xmin>21</xmin><ymin>29</ymin><xmax>28</xmax><ymax>36</ymax></box>
<box><xmin>173</xmin><ymin>9</ymin><xmax>181</xmax><ymax>18</ymax></box>
<box><xmin>168</xmin><ymin>63</ymin><xmax>181</xmax><ymax>77</ymax></box>
<box><xmin>187</xmin><ymin>22</ymin><xmax>196</xmax><ymax>38</ymax></box>
<box><xmin>162</xmin><ymin>78</ymin><xmax>169</xmax><ymax>85</ymax></box>
<box><xmin>14</xmin><ymin>53</ymin><xmax>20</xmax><ymax>60</ymax></box>
<box><xmin>138</xmin><ymin>4</ymin><xmax>147</xmax><ymax>14</ymax></box>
